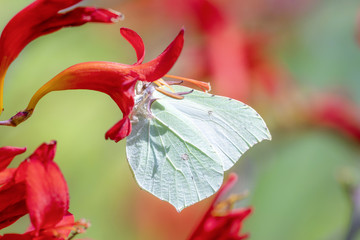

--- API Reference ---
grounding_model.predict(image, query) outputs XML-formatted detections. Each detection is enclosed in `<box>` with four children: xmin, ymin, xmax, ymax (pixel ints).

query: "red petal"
<box><xmin>0</xmin><ymin>183</ymin><xmax>27</xmax><ymax>230</ymax></box>
<box><xmin>0</xmin><ymin>234</ymin><xmax>31</xmax><ymax>240</ymax></box>
<box><xmin>227</xmin><ymin>208</ymin><xmax>252</xmax><ymax>219</ymax></box>
<box><xmin>105</xmin><ymin>117</ymin><xmax>132</xmax><ymax>142</ymax></box>
<box><xmin>38</xmin><ymin>0</ymin><xmax>83</xmax><ymax>12</ymax></box>
<box><xmin>188</xmin><ymin>174</ymin><xmax>253</xmax><ymax>240</ymax></box>
<box><xmin>132</xmin><ymin>28</ymin><xmax>184</xmax><ymax>82</ymax></box>
<box><xmin>0</xmin><ymin>147</ymin><xmax>26</xmax><ymax>172</ymax></box>
<box><xmin>206</xmin><ymin>27</ymin><xmax>250</xmax><ymax>101</ymax></box>
<box><xmin>0</xmin><ymin>213</ymin><xmax>75</xmax><ymax>239</ymax></box>
<box><xmin>25</xmin><ymin>143</ymin><xmax>69</xmax><ymax>232</ymax></box>
<box><xmin>51</xmin><ymin>212</ymin><xmax>75</xmax><ymax>239</ymax></box>
<box><xmin>189</xmin><ymin>208</ymin><xmax>252</xmax><ymax>240</ymax></box>
<box><xmin>0</xmin><ymin>200</ymin><xmax>27</xmax><ymax>231</ymax></box>
<box><xmin>213</xmin><ymin>173</ymin><xmax>238</xmax><ymax>203</ymax></box>
<box><xmin>189</xmin><ymin>0</ymin><xmax>226</xmax><ymax>32</ymax></box>
<box><xmin>0</xmin><ymin>169</ymin><xmax>16</xmax><ymax>186</ymax></box>
<box><xmin>49</xmin><ymin>7</ymin><xmax>122</xmax><ymax>30</ymax></box>
<box><xmin>0</xmin><ymin>182</ymin><xmax>26</xmax><ymax>212</ymax></box>
<box><xmin>120</xmin><ymin>28</ymin><xmax>145</xmax><ymax>65</ymax></box>
<box><xmin>311</xmin><ymin>94</ymin><xmax>360</xmax><ymax>143</ymax></box>
<box><xmin>27</xmin><ymin>141</ymin><xmax>57</xmax><ymax>164</ymax></box>
<box><xmin>26</xmin><ymin>212</ymin><xmax>75</xmax><ymax>239</ymax></box>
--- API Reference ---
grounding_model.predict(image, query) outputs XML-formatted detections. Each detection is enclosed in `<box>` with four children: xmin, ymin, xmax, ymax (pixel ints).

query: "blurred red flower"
<box><xmin>310</xmin><ymin>93</ymin><xmax>360</xmax><ymax>142</ymax></box>
<box><xmin>188</xmin><ymin>173</ymin><xmax>252</xmax><ymax>240</ymax></box>
<box><xmin>0</xmin><ymin>0</ymin><xmax>123</xmax><ymax>115</ymax></box>
<box><xmin>164</xmin><ymin>0</ymin><xmax>250</xmax><ymax>102</ymax></box>
<box><xmin>0</xmin><ymin>141</ymin><xmax>86</xmax><ymax>239</ymax></box>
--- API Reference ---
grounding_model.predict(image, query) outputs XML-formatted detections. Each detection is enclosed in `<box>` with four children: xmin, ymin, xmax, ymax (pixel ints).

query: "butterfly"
<box><xmin>126</xmin><ymin>81</ymin><xmax>271</xmax><ymax>211</ymax></box>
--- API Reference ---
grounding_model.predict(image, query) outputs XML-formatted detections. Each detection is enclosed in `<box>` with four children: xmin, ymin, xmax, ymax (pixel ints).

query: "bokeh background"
<box><xmin>1</xmin><ymin>0</ymin><xmax>360</xmax><ymax>239</ymax></box>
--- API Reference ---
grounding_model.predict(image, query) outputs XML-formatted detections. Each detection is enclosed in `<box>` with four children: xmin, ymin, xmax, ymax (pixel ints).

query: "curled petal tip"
<box><xmin>120</xmin><ymin>27</ymin><xmax>141</xmax><ymax>39</ymax></box>
<box><xmin>247</xmin><ymin>207</ymin><xmax>253</xmax><ymax>215</ymax></box>
<box><xmin>228</xmin><ymin>173</ymin><xmax>238</xmax><ymax>182</ymax></box>
<box><xmin>178</xmin><ymin>28</ymin><xmax>185</xmax><ymax>37</ymax></box>
<box><xmin>106</xmin><ymin>9</ymin><xmax>124</xmax><ymax>22</ymax></box>
<box><xmin>0</xmin><ymin>146</ymin><xmax>27</xmax><ymax>153</ymax></box>
<box><xmin>120</xmin><ymin>27</ymin><xmax>145</xmax><ymax>64</ymax></box>
<box><xmin>119</xmin><ymin>27</ymin><xmax>130</xmax><ymax>33</ymax></box>
<box><xmin>134</xmin><ymin>28</ymin><xmax>184</xmax><ymax>82</ymax></box>
<box><xmin>105</xmin><ymin>117</ymin><xmax>131</xmax><ymax>142</ymax></box>
<box><xmin>104</xmin><ymin>8</ymin><xmax>125</xmax><ymax>23</ymax></box>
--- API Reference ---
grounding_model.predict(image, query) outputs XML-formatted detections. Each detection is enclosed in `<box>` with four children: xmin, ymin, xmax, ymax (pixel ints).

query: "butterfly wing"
<box><xmin>126</xmin><ymin>86</ymin><xmax>271</xmax><ymax>211</ymax></box>
<box><xmin>160</xmin><ymin>86</ymin><xmax>272</xmax><ymax>170</ymax></box>
<box><xmin>126</xmin><ymin>100</ymin><xmax>223</xmax><ymax>211</ymax></box>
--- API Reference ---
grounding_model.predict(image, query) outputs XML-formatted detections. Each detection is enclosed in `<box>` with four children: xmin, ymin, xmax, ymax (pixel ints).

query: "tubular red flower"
<box><xmin>0</xmin><ymin>0</ymin><xmax>123</xmax><ymax>115</ymax></box>
<box><xmin>188</xmin><ymin>173</ymin><xmax>252</xmax><ymax>240</ymax></box>
<box><xmin>0</xmin><ymin>141</ymin><xmax>71</xmax><ymax>237</ymax></box>
<box><xmin>1</xmin><ymin>28</ymin><xmax>184</xmax><ymax>142</ymax></box>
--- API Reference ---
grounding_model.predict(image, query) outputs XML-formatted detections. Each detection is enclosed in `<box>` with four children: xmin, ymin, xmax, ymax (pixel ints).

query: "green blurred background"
<box><xmin>1</xmin><ymin>0</ymin><xmax>360</xmax><ymax>239</ymax></box>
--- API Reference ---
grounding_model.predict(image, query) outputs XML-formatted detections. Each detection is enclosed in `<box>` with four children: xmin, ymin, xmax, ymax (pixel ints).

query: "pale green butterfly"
<box><xmin>126</xmin><ymin>79</ymin><xmax>271</xmax><ymax>211</ymax></box>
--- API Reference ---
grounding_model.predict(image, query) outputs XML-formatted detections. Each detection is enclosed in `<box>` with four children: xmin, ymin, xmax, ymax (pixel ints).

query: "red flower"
<box><xmin>0</xmin><ymin>141</ymin><xmax>85</xmax><ymax>239</ymax></box>
<box><xmin>0</xmin><ymin>0</ymin><xmax>123</xmax><ymax>115</ymax></box>
<box><xmin>1</xmin><ymin>27</ymin><xmax>185</xmax><ymax>142</ymax></box>
<box><xmin>188</xmin><ymin>173</ymin><xmax>252</xmax><ymax>240</ymax></box>
<box><xmin>310</xmin><ymin>93</ymin><xmax>360</xmax><ymax>143</ymax></box>
<box><xmin>161</xmin><ymin>0</ymin><xmax>251</xmax><ymax>101</ymax></box>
